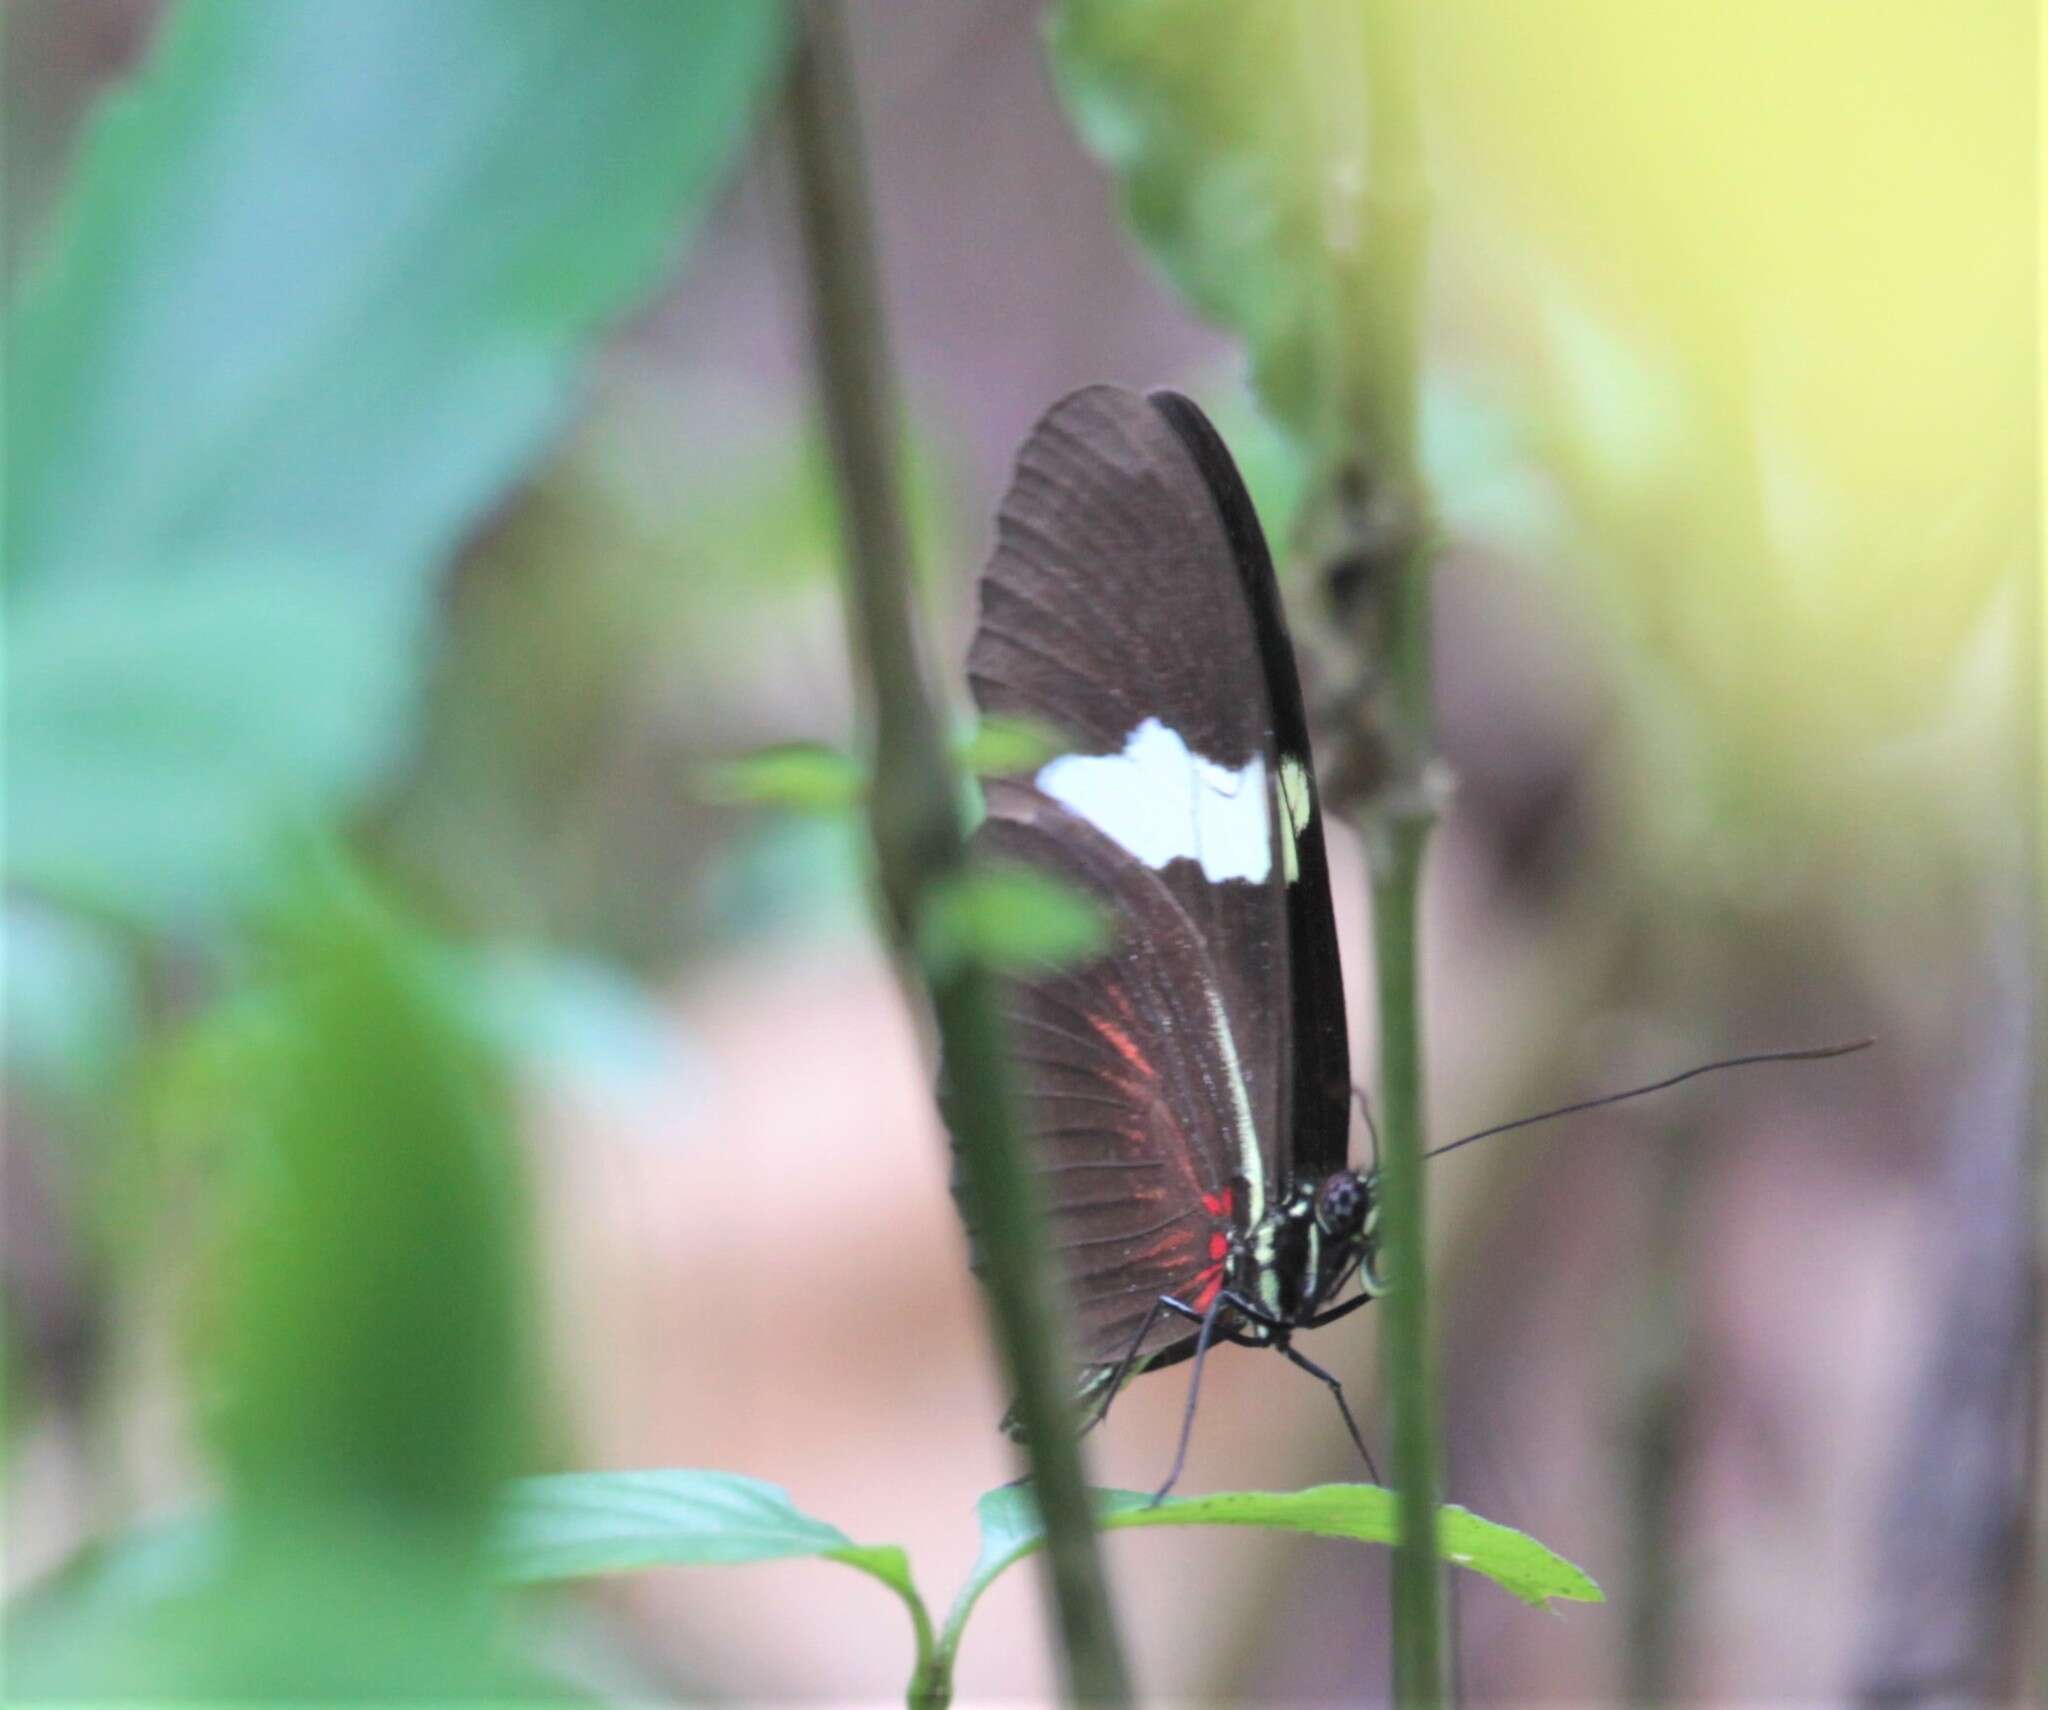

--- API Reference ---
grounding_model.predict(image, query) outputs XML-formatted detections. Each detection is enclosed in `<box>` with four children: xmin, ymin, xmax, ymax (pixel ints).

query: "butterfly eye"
<box><xmin>1315</xmin><ymin>1171</ymin><xmax>1369</xmax><ymax>1238</ymax></box>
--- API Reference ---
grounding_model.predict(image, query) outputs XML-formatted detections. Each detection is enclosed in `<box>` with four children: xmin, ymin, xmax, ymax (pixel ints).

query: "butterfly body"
<box><xmin>960</xmin><ymin>385</ymin><xmax>1381</xmax><ymax>1462</ymax></box>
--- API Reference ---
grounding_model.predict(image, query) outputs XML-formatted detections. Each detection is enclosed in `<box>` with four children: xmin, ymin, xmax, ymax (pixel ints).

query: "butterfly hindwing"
<box><xmin>967</xmin><ymin>781</ymin><xmax>1250</xmax><ymax>1369</ymax></box>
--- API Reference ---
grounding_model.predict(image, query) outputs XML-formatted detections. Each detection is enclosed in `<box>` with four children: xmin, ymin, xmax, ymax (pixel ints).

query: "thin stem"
<box><xmin>782</xmin><ymin>8</ymin><xmax>1130</xmax><ymax>1706</ymax></box>
<box><xmin>1622</xmin><ymin>1118</ymin><xmax>1695</xmax><ymax>1703</ymax></box>
<box><xmin>1370</xmin><ymin>823</ymin><xmax>1445</xmax><ymax>1706</ymax></box>
<box><xmin>1348</xmin><ymin>3</ymin><xmax>1447</xmax><ymax>1703</ymax></box>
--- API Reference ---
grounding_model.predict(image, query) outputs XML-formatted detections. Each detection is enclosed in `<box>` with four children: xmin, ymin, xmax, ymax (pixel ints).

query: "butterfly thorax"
<box><xmin>1231</xmin><ymin>1167</ymin><xmax>1383</xmax><ymax>1337</ymax></box>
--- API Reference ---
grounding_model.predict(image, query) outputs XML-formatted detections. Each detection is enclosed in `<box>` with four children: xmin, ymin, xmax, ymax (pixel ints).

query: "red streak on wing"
<box><xmin>1089</xmin><ymin>1014</ymin><xmax>1155</xmax><ymax>1080</ymax></box>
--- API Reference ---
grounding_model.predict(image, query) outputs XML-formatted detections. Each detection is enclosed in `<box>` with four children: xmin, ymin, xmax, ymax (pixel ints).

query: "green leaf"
<box><xmin>6</xmin><ymin>0</ymin><xmax>788</xmax><ymax>922</ymax></box>
<box><xmin>1047</xmin><ymin>0</ymin><xmax>1376</xmax><ymax>451</ymax></box>
<box><xmin>9</xmin><ymin>0</ymin><xmax>788</xmax><ymax>594</ymax></box>
<box><xmin>14</xmin><ymin>853</ymin><xmax>555</xmax><ymax>1697</ymax></box>
<box><xmin>6</xmin><ymin>1512</ymin><xmax>535</xmax><ymax>1700</ymax></box>
<box><xmin>494</xmin><ymin>1470</ymin><xmax>934</xmax><ymax>1682</ymax></box>
<box><xmin>7</xmin><ymin>557</ymin><xmax>422</xmax><ymax>921</ymax></box>
<box><xmin>920</xmin><ymin>865</ymin><xmax>1113</xmax><ymax>977</ymax></box>
<box><xmin>939</xmin><ymin>1482</ymin><xmax>1600</xmax><ymax>1679</ymax></box>
<box><xmin>700</xmin><ymin>743</ymin><xmax>868</xmax><ymax>814</ymax></box>
<box><xmin>207</xmin><ymin>851</ymin><xmax>534</xmax><ymax>1542</ymax></box>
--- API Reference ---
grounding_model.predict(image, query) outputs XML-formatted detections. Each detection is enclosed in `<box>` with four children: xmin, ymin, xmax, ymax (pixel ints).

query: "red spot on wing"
<box><xmin>1186</xmin><ymin>1184</ymin><xmax>1236</xmax><ymax>1309</ymax></box>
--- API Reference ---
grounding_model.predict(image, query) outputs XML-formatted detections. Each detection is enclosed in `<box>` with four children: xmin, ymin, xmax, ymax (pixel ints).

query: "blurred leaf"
<box><xmin>1199</xmin><ymin>371</ymin><xmax>1563</xmax><ymax>566</ymax></box>
<box><xmin>1048</xmin><ymin>7</ymin><xmax>1568</xmax><ymax>566</ymax></box>
<box><xmin>6</xmin><ymin>0</ymin><xmax>789</xmax><ymax>923</ymax></box>
<box><xmin>12</xmin><ymin>854</ymin><xmax>547</xmax><ymax>1696</ymax></box>
<box><xmin>6</xmin><ymin>1513</ymin><xmax>535</xmax><ymax>1700</ymax></box>
<box><xmin>206</xmin><ymin>851</ymin><xmax>533</xmax><ymax>1541</ymax></box>
<box><xmin>920</xmin><ymin>865</ymin><xmax>1112</xmax><ymax>977</ymax></box>
<box><xmin>701</xmin><ymin>743</ymin><xmax>867</xmax><ymax>814</ymax></box>
<box><xmin>464</xmin><ymin>945</ymin><xmax>703</xmax><ymax>1106</ymax></box>
<box><xmin>698</xmin><ymin>813</ymin><xmax>870</xmax><ymax>949</ymax></box>
<box><xmin>9</xmin><ymin>0</ymin><xmax>789</xmax><ymax>594</ymax></box>
<box><xmin>496</xmin><ymin>1470</ymin><xmax>934</xmax><ymax>1682</ymax></box>
<box><xmin>8</xmin><ymin>558</ymin><xmax>421</xmax><ymax>920</ymax></box>
<box><xmin>2</xmin><ymin>901</ymin><xmax>140</xmax><ymax>1104</ymax></box>
<box><xmin>498</xmin><ymin>1469</ymin><xmax>914</xmax><ymax>1592</ymax></box>
<box><xmin>956</xmin><ymin>715</ymin><xmax>1072</xmax><ymax>778</ymax></box>
<box><xmin>1048</xmin><ymin>0</ymin><xmax>1379</xmax><ymax>454</ymax></box>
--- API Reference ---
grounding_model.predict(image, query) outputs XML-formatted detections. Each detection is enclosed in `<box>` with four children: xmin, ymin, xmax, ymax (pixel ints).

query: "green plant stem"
<box><xmin>782</xmin><ymin>7</ymin><xmax>1131</xmax><ymax>1706</ymax></box>
<box><xmin>1370</xmin><ymin>819</ymin><xmax>1444</xmax><ymax>1706</ymax></box>
<box><xmin>1352</xmin><ymin>4</ymin><xmax>1446</xmax><ymax>1704</ymax></box>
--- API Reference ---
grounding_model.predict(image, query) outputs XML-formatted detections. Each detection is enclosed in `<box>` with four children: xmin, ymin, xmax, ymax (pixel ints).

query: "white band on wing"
<box><xmin>1035</xmin><ymin>717</ymin><xmax>1273</xmax><ymax>884</ymax></box>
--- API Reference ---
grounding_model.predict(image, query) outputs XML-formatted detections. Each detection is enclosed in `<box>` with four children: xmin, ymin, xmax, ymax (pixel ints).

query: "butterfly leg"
<box><xmin>1081</xmin><ymin>1293</ymin><xmax>1181</xmax><ymax>1435</ymax></box>
<box><xmin>1281</xmin><ymin>1343</ymin><xmax>1381</xmax><ymax>1484</ymax></box>
<box><xmin>1151</xmin><ymin>1290</ymin><xmax>1232</xmax><ymax>1508</ymax></box>
<box><xmin>1302</xmin><ymin>1290</ymin><xmax>1378</xmax><ymax>1330</ymax></box>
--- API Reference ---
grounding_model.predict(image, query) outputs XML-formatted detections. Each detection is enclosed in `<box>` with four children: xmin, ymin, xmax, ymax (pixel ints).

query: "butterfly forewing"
<box><xmin>967</xmin><ymin>386</ymin><xmax>1297</xmax><ymax>1224</ymax></box>
<box><xmin>1146</xmin><ymin>390</ymin><xmax>1351</xmax><ymax>1175</ymax></box>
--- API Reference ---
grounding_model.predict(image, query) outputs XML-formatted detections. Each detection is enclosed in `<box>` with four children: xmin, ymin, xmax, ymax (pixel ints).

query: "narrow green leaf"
<box><xmin>208</xmin><ymin>852</ymin><xmax>535</xmax><ymax>1540</ymax></box>
<box><xmin>494</xmin><ymin>1470</ymin><xmax>934</xmax><ymax>1681</ymax></box>
<box><xmin>955</xmin><ymin>715</ymin><xmax>1073</xmax><ymax>777</ymax></box>
<box><xmin>920</xmin><ymin>865</ymin><xmax>1113</xmax><ymax>977</ymax></box>
<box><xmin>700</xmin><ymin>743</ymin><xmax>868</xmax><ymax>813</ymax></box>
<box><xmin>939</xmin><ymin>1482</ymin><xmax>1600</xmax><ymax>1678</ymax></box>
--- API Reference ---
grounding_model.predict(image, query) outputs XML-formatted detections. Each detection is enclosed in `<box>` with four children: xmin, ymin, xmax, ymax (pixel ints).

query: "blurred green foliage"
<box><xmin>1051</xmin><ymin>0</ymin><xmax>2028</xmax><ymax>1023</ymax></box>
<box><xmin>7</xmin><ymin>0</ymin><xmax>2022</xmax><ymax>1697</ymax></box>
<box><xmin>5</xmin><ymin>0</ymin><xmax>792</xmax><ymax>1694</ymax></box>
<box><xmin>13</xmin><ymin>850</ymin><xmax>540</xmax><ymax>1697</ymax></box>
<box><xmin>203</xmin><ymin>854</ymin><xmax>532</xmax><ymax>1534</ymax></box>
<box><xmin>379</xmin><ymin>396</ymin><xmax>962</xmax><ymax>968</ymax></box>
<box><xmin>7</xmin><ymin>0</ymin><xmax>788</xmax><ymax>925</ymax></box>
<box><xmin>1049</xmin><ymin>0</ymin><xmax>1384</xmax><ymax>460</ymax></box>
<box><xmin>704</xmin><ymin>743</ymin><xmax>871</xmax><ymax>814</ymax></box>
<box><xmin>920</xmin><ymin>865</ymin><xmax>1114</xmax><ymax>979</ymax></box>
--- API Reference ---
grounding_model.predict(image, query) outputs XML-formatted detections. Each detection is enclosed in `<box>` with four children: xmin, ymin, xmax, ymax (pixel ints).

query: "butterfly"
<box><xmin>960</xmin><ymin>384</ymin><xmax>1378</xmax><ymax>1496</ymax></box>
<box><xmin>952</xmin><ymin>385</ymin><xmax>1872</xmax><ymax>1502</ymax></box>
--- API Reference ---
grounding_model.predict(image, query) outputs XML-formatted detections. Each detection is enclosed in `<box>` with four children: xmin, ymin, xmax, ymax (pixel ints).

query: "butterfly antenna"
<box><xmin>1425</xmin><ymin>1038</ymin><xmax>1874</xmax><ymax>1163</ymax></box>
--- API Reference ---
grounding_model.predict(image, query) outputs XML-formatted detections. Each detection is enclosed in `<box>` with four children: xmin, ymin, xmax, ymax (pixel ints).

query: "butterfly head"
<box><xmin>1315</xmin><ymin>1169</ymin><xmax>1372</xmax><ymax>1241</ymax></box>
<box><xmin>1246</xmin><ymin>1168</ymin><xmax>1382</xmax><ymax>1327</ymax></box>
